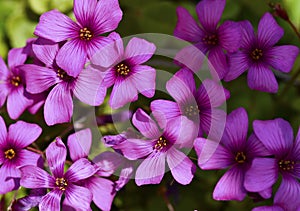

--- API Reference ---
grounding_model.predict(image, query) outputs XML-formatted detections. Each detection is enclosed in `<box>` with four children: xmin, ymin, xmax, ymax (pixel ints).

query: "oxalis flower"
<box><xmin>174</xmin><ymin>0</ymin><xmax>241</xmax><ymax>79</ymax></box>
<box><xmin>34</xmin><ymin>0</ymin><xmax>123</xmax><ymax>77</ymax></box>
<box><xmin>20</xmin><ymin>138</ymin><xmax>97</xmax><ymax>211</ymax></box>
<box><xmin>91</xmin><ymin>32</ymin><xmax>156</xmax><ymax>109</ymax></box>
<box><xmin>194</xmin><ymin>108</ymin><xmax>271</xmax><ymax>201</ymax></box>
<box><xmin>224</xmin><ymin>12</ymin><xmax>299</xmax><ymax>93</ymax></box>
<box><xmin>21</xmin><ymin>39</ymin><xmax>106</xmax><ymax>126</ymax></box>
<box><xmin>112</xmin><ymin>108</ymin><xmax>196</xmax><ymax>186</ymax></box>
<box><xmin>244</xmin><ymin>118</ymin><xmax>300</xmax><ymax>210</ymax></box>
<box><xmin>0</xmin><ymin>116</ymin><xmax>42</xmax><ymax>194</ymax></box>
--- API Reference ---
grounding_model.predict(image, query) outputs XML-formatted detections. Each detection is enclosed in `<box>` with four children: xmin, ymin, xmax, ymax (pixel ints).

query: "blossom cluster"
<box><xmin>0</xmin><ymin>0</ymin><xmax>299</xmax><ymax>210</ymax></box>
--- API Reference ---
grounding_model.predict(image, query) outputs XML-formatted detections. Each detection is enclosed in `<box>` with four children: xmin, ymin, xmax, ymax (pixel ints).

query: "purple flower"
<box><xmin>244</xmin><ymin>118</ymin><xmax>300</xmax><ymax>210</ymax></box>
<box><xmin>151</xmin><ymin>68</ymin><xmax>229</xmax><ymax>143</ymax></box>
<box><xmin>12</xmin><ymin>189</ymin><xmax>47</xmax><ymax>211</ymax></box>
<box><xmin>224</xmin><ymin>13</ymin><xmax>299</xmax><ymax>93</ymax></box>
<box><xmin>67</xmin><ymin>129</ymin><xmax>116</xmax><ymax>211</ymax></box>
<box><xmin>113</xmin><ymin>108</ymin><xmax>196</xmax><ymax>186</ymax></box>
<box><xmin>22</xmin><ymin>40</ymin><xmax>106</xmax><ymax>126</ymax></box>
<box><xmin>0</xmin><ymin>117</ymin><xmax>42</xmax><ymax>194</ymax></box>
<box><xmin>174</xmin><ymin>0</ymin><xmax>241</xmax><ymax>79</ymax></box>
<box><xmin>34</xmin><ymin>0</ymin><xmax>123</xmax><ymax>77</ymax></box>
<box><xmin>91</xmin><ymin>33</ymin><xmax>156</xmax><ymax>109</ymax></box>
<box><xmin>20</xmin><ymin>138</ymin><xmax>97</xmax><ymax>211</ymax></box>
<box><xmin>194</xmin><ymin>108</ymin><xmax>271</xmax><ymax>201</ymax></box>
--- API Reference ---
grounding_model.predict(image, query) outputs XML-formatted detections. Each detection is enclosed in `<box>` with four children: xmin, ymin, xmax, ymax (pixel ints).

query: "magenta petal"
<box><xmin>85</xmin><ymin>176</ymin><xmax>115</xmax><ymax>211</ymax></box>
<box><xmin>167</xmin><ymin>148</ymin><xmax>195</xmax><ymax>185</ymax></box>
<box><xmin>295</xmin><ymin>127</ymin><xmax>300</xmax><ymax>161</ymax></box>
<box><xmin>208</xmin><ymin>47</ymin><xmax>228</xmax><ymax>80</ymax></box>
<box><xmin>39</xmin><ymin>189</ymin><xmax>63</xmax><ymax>211</ymax></box>
<box><xmin>56</xmin><ymin>39</ymin><xmax>87</xmax><ymax>77</ymax></box>
<box><xmin>225</xmin><ymin>51</ymin><xmax>250</xmax><ymax>81</ymax></box>
<box><xmin>63</xmin><ymin>184</ymin><xmax>92</xmax><ymax>211</ymax></box>
<box><xmin>73</xmin><ymin>67</ymin><xmax>106</xmax><ymax>106</ymax></box>
<box><xmin>253</xmin><ymin>118</ymin><xmax>293</xmax><ymax>156</ymax></box>
<box><xmin>8</xmin><ymin>121</ymin><xmax>42</xmax><ymax>148</ymax></box>
<box><xmin>218</xmin><ymin>21</ymin><xmax>241</xmax><ymax>53</ymax></box>
<box><xmin>130</xmin><ymin>65</ymin><xmax>156</xmax><ymax>98</ymax></box>
<box><xmin>86</xmin><ymin>36</ymin><xmax>113</xmax><ymax>59</ymax></box>
<box><xmin>267</xmin><ymin>45</ymin><xmax>299</xmax><ymax>73</ymax></box>
<box><xmin>124</xmin><ymin>38</ymin><xmax>156</xmax><ymax>65</ymax></box>
<box><xmin>8</xmin><ymin>48</ymin><xmax>27</xmax><ymax>68</ymax></box>
<box><xmin>93</xmin><ymin>151</ymin><xmax>124</xmax><ymax>177</ymax></box>
<box><xmin>109</xmin><ymin>79</ymin><xmax>138</xmax><ymax>109</ymax></box>
<box><xmin>46</xmin><ymin>138</ymin><xmax>67</xmax><ymax>178</ymax></box>
<box><xmin>7</xmin><ymin>87</ymin><xmax>33</xmax><ymax>120</ymax></box>
<box><xmin>73</xmin><ymin>0</ymin><xmax>97</xmax><ymax>26</ymax></box>
<box><xmin>23</xmin><ymin>64</ymin><xmax>58</xmax><ymax>94</ymax></box>
<box><xmin>174</xmin><ymin>68</ymin><xmax>196</xmax><ymax>94</ymax></box>
<box><xmin>213</xmin><ymin>166</ymin><xmax>247</xmax><ymax>201</ymax></box>
<box><xmin>135</xmin><ymin>153</ymin><xmax>166</xmax><ymax>186</ymax></box>
<box><xmin>0</xmin><ymin>163</ymin><xmax>20</xmax><ymax>194</ymax></box>
<box><xmin>244</xmin><ymin>158</ymin><xmax>278</xmax><ymax>192</ymax></box>
<box><xmin>247</xmin><ymin>64</ymin><xmax>278</xmax><ymax>93</ymax></box>
<box><xmin>67</xmin><ymin>129</ymin><xmax>92</xmax><ymax>162</ymax></box>
<box><xmin>174</xmin><ymin>7</ymin><xmax>203</xmax><ymax>43</ymax></box>
<box><xmin>246</xmin><ymin>134</ymin><xmax>271</xmax><ymax>157</ymax></box>
<box><xmin>0</xmin><ymin>57</ymin><xmax>9</xmax><ymax>79</ymax></box>
<box><xmin>35</xmin><ymin>10</ymin><xmax>79</xmax><ymax>42</ymax></box>
<box><xmin>17</xmin><ymin>150</ymin><xmax>41</xmax><ymax>167</ymax></box>
<box><xmin>194</xmin><ymin>138</ymin><xmax>233</xmax><ymax>170</ymax></box>
<box><xmin>44</xmin><ymin>83</ymin><xmax>73</xmax><ymax>126</ymax></box>
<box><xmin>239</xmin><ymin>20</ymin><xmax>256</xmax><ymax>49</ymax></box>
<box><xmin>258</xmin><ymin>13</ymin><xmax>284</xmax><ymax>48</ymax></box>
<box><xmin>150</xmin><ymin>100</ymin><xmax>181</xmax><ymax>126</ymax></box>
<box><xmin>0</xmin><ymin>116</ymin><xmax>7</xmax><ymax>146</ymax></box>
<box><xmin>196</xmin><ymin>0</ymin><xmax>225</xmax><ymax>32</ymax></box>
<box><xmin>274</xmin><ymin>176</ymin><xmax>300</xmax><ymax>210</ymax></box>
<box><xmin>20</xmin><ymin>165</ymin><xmax>55</xmax><ymax>189</ymax></box>
<box><xmin>93</xmin><ymin>0</ymin><xmax>123</xmax><ymax>34</ymax></box>
<box><xmin>0</xmin><ymin>84</ymin><xmax>8</xmax><ymax>109</ymax></box>
<box><xmin>65</xmin><ymin>158</ymin><xmax>96</xmax><ymax>182</ymax></box>
<box><xmin>32</xmin><ymin>42</ymin><xmax>59</xmax><ymax>67</ymax></box>
<box><xmin>253</xmin><ymin>206</ymin><xmax>284</xmax><ymax>211</ymax></box>
<box><xmin>132</xmin><ymin>108</ymin><xmax>160</xmax><ymax>139</ymax></box>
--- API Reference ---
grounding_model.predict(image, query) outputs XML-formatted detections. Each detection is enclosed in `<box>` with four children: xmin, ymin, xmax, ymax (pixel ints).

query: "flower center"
<box><xmin>5</xmin><ymin>148</ymin><xmax>16</xmax><ymax>160</ymax></box>
<box><xmin>278</xmin><ymin>160</ymin><xmax>295</xmax><ymax>171</ymax></box>
<box><xmin>116</xmin><ymin>63</ymin><xmax>130</xmax><ymax>76</ymax></box>
<box><xmin>79</xmin><ymin>27</ymin><xmax>93</xmax><ymax>41</ymax></box>
<box><xmin>153</xmin><ymin>136</ymin><xmax>168</xmax><ymax>152</ymax></box>
<box><xmin>11</xmin><ymin>76</ymin><xmax>21</xmax><ymax>87</ymax></box>
<box><xmin>184</xmin><ymin>105</ymin><xmax>199</xmax><ymax>119</ymax></box>
<box><xmin>202</xmin><ymin>34</ymin><xmax>218</xmax><ymax>46</ymax></box>
<box><xmin>57</xmin><ymin>69</ymin><xmax>73</xmax><ymax>81</ymax></box>
<box><xmin>235</xmin><ymin>152</ymin><xmax>246</xmax><ymax>164</ymax></box>
<box><xmin>55</xmin><ymin>177</ymin><xmax>68</xmax><ymax>191</ymax></box>
<box><xmin>251</xmin><ymin>48</ymin><xmax>263</xmax><ymax>60</ymax></box>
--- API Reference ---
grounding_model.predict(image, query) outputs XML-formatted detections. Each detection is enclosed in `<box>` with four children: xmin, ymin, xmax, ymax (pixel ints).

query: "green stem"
<box><xmin>287</xmin><ymin>19</ymin><xmax>300</xmax><ymax>40</ymax></box>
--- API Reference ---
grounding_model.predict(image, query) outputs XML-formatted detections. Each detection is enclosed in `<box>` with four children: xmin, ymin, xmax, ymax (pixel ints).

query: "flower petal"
<box><xmin>32</xmin><ymin>41</ymin><xmax>59</xmax><ymax>67</ymax></box>
<box><xmin>46</xmin><ymin>138</ymin><xmax>67</xmax><ymax>178</ymax></box>
<box><xmin>132</xmin><ymin>108</ymin><xmax>160</xmax><ymax>139</ymax></box>
<box><xmin>244</xmin><ymin>158</ymin><xmax>278</xmax><ymax>192</ymax></box>
<box><xmin>247</xmin><ymin>64</ymin><xmax>278</xmax><ymax>93</ymax></box>
<box><xmin>239</xmin><ymin>20</ymin><xmax>256</xmax><ymax>49</ymax></box>
<box><xmin>167</xmin><ymin>148</ymin><xmax>195</xmax><ymax>185</ymax></box>
<box><xmin>246</xmin><ymin>134</ymin><xmax>271</xmax><ymax>158</ymax></box>
<box><xmin>0</xmin><ymin>162</ymin><xmax>20</xmax><ymax>194</ymax></box>
<box><xmin>258</xmin><ymin>13</ymin><xmax>284</xmax><ymax>48</ymax></box>
<box><xmin>16</xmin><ymin>149</ymin><xmax>41</xmax><ymax>167</ymax></box>
<box><xmin>174</xmin><ymin>7</ymin><xmax>203</xmax><ymax>43</ymax></box>
<box><xmin>84</xmin><ymin>176</ymin><xmax>115</xmax><ymax>211</ymax></box>
<box><xmin>253</xmin><ymin>118</ymin><xmax>293</xmax><ymax>156</ymax></box>
<box><xmin>124</xmin><ymin>38</ymin><xmax>156</xmax><ymax>65</ymax></box>
<box><xmin>0</xmin><ymin>83</ymin><xmax>8</xmax><ymax>109</ymax></box>
<box><xmin>218</xmin><ymin>21</ymin><xmax>241</xmax><ymax>52</ymax></box>
<box><xmin>35</xmin><ymin>10</ymin><xmax>79</xmax><ymax>42</ymax></box>
<box><xmin>0</xmin><ymin>57</ymin><xmax>9</xmax><ymax>79</ymax></box>
<box><xmin>0</xmin><ymin>116</ymin><xmax>7</xmax><ymax>147</ymax></box>
<box><xmin>11</xmin><ymin>188</ymin><xmax>46</xmax><ymax>211</ymax></box>
<box><xmin>20</xmin><ymin>165</ymin><xmax>55</xmax><ymax>189</ymax></box>
<box><xmin>213</xmin><ymin>166</ymin><xmax>247</xmax><ymax>201</ymax></box>
<box><xmin>44</xmin><ymin>83</ymin><xmax>73</xmax><ymax>126</ymax></box>
<box><xmin>252</xmin><ymin>205</ymin><xmax>284</xmax><ymax>211</ymax></box>
<box><xmin>56</xmin><ymin>39</ymin><xmax>87</xmax><ymax>77</ymax></box>
<box><xmin>73</xmin><ymin>0</ymin><xmax>97</xmax><ymax>26</ymax></box>
<box><xmin>135</xmin><ymin>153</ymin><xmax>166</xmax><ymax>186</ymax></box>
<box><xmin>196</xmin><ymin>0</ymin><xmax>225</xmax><ymax>32</ymax></box>
<box><xmin>150</xmin><ymin>100</ymin><xmax>181</xmax><ymax>125</ymax></box>
<box><xmin>73</xmin><ymin>67</ymin><xmax>106</xmax><ymax>106</ymax></box>
<box><xmin>86</xmin><ymin>36</ymin><xmax>114</xmax><ymax>59</ymax></box>
<box><xmin>194</xmin><ymin>138</ymin><xmax>233</xmax><ymax>170</ymax></box>
<box><xmin>63</xmin><ymin>184</ymin><xmax>92</xmax><ymax>211</ymax></box>
<box><xmin>267</xmin><ymin>45</ymin><xmax>299</xmax><ymax>73</ymax></box>
<box><xmin>22</xmin><ymin>64</ymin><xmax>58</xmax><ymax>94</ymax></box>
<box><xmin>8</xmin><ymin>121</ymin><xmax>42</xmax><ymax>148</ymax></box>
<box><xmin>65</xmin><ymin>158</ymin><xmax>96</xmax><ymax>182</ymax></box>
<box><xmin>39</xmin><ymin>189</ymin><xmax>63</xmax><ymax>211</ymax></box>
<box><xmin>208</xmin><ymin>47</ymin><xmax>228</xmax><ymax>80</ymax></box>
<box><xmin>225</xmin><ymin>51</ymin><xmax>250</xmax><ymax>81</ymax></box>
<box><xmin>67</xmin><ymin>129</ymin><xmax>92</xmax><ymax>162</ymax></box>
<box><xmin>8</xmin><ymin>48</ymin><xmax>27</xmax><ymax>68</ymax></box>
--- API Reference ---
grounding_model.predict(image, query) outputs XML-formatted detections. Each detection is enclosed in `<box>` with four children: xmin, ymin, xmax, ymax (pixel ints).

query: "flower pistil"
<box><xmin>55</xmin><ymin>177</ymin><xmax>68</xmax><ymax>191</ymax></box>
<box><xmin>79</xmin><ymin>27</ymin><xmax>93</xmax><ymax>41</ymax></box>
<box><xmin>4</xmin><ymin>148</ymin><xmax>16</xmax><ymax>160</ymax></box>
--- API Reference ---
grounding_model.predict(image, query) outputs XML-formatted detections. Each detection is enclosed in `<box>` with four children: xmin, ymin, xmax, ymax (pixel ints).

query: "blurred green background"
<box><xmin>0</xmin><ymin>0</ymin><xmax>299</xmax><ymax>210</ymax></box>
